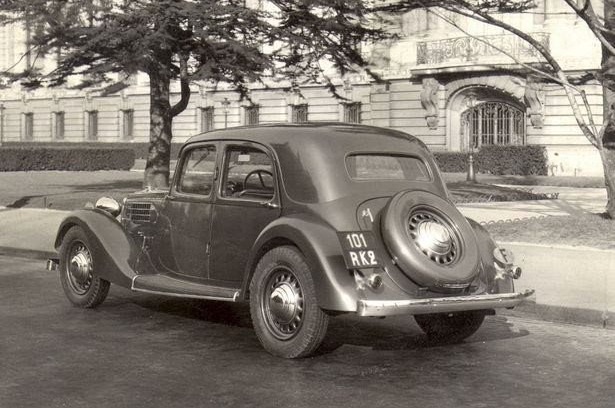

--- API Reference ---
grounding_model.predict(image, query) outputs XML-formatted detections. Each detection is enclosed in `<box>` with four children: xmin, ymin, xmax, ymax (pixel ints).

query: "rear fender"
<box><xmin>54</xmin><ymin>209</ymin><xmax>142</xmax><ymax>289</ymax></box>
<box><xmin>466</xmin><ymin>217</ymin><xmax>514</xmax><ymax>293</ymax></box>
<box><xmin>241</xmin><ymin>214</ymin><xmax>357</xmax><ymax>312</ymax></box>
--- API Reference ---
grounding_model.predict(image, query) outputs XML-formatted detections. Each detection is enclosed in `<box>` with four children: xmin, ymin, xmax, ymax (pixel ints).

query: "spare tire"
<box><xmin>381</xmin><ymin>190</ymin><xmax>480</xmax><ymax>292</ymax></box>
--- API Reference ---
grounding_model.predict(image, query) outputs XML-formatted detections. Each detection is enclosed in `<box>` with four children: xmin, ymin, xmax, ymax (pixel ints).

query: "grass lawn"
<box><xmin>485</xmin><ymin>213</ymin><xmax>615</xmax><ymax>250</ymax></box>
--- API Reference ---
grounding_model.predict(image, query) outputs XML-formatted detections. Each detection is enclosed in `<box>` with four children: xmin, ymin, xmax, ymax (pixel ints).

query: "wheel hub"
<box><xmin>269</xmin><ymin>283</ymin><xmax>300</xmax><ymax>325</ymax></box>
<box><xmin>264</xmin><ymin>270</ymin><xmax>304</xmax><ymax>340</ymax></box>
<box><xmin>69</xmin><ymin>252</ymin><xmax>91</xmax><ymax>284</ymax></box>
<box><xmin>408</xmin><ymin>209</ymin><xmax>460</xmax><ymax>266</ymax></box>
<box><xmin>416</xmin><ymin>221</ymin><xmax>452</xmax><ymax>255</ymax></box>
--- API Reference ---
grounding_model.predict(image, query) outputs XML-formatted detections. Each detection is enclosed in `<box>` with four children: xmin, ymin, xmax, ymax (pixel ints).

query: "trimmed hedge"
<box><xmin>0</xmin><ymin>147</ymin><xmax>135</xmax><ymax>171</ymax></box>
<box><xmin>434</xmin><ymin>145</ymin><xmax>548</xmax><ymax>176</ymax></box>
<box><xmin>476</xmin><ymin>145</ymin><xmax>547</xmax><ymax>176</ymax></box>
<box><xmin>3</xmin><ymin>142</ymin><xmax>184</xmax><ymax>160</ymax></box>
<box><xmin>433</xmin><ymin>152</ymin><xmax>469</xmax><ymax>173</ymax></box>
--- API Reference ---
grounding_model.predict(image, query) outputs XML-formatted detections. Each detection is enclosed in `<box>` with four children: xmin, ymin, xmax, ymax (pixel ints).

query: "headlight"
<box><xmin>95</xmin><ymin>197</ymin><xmax>122</xmax><ymax>217</ymax></box>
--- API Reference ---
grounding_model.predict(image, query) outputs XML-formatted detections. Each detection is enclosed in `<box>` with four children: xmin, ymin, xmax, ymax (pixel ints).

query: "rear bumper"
<box><xmin>357</xmin><ymin>289</ymin><xmax>535</xmax><ymax>317</ymax></box>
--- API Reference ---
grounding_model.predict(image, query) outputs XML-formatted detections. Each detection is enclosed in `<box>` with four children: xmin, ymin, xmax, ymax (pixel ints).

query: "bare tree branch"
<box><xmin>563</xmin><ymin>0</ymin><xmax>615</xmax><ymax>56</ymax></box>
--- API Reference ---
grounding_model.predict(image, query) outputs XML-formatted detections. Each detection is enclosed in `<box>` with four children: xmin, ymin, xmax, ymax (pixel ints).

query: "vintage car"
<box><xmin>47</xmin><ymin>123</ymin><xmax>533</xmax><ymax>358</ymax></box>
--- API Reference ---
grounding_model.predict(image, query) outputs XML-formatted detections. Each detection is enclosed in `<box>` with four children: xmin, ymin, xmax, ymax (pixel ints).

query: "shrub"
<box><xmin>3</xmin><ymin>142</ymin><xmax>184</xmax><ymax>160</ymax></box>
<box><xmin>433</xmin><ymin>152</ymin><xmax>470</xmax><ymax>173</ymax></box>
<box><xmin>477</xmin><ymin>145</ymin><xmax>547</xmax><ymax>176</ymax></box>
<box><xmin>0</xmin><ymin>147</ymin><xmax>135</xmax><ymax>171</ymax></box>
<box><xmin>433</xmin><ymin>146</ymin><xmax>548</xmax><ymax>176</ymax></box>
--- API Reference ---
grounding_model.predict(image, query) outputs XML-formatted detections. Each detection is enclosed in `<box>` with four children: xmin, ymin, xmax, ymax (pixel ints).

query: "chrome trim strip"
<box><xmin>357</xmin><ymin>289</ymin><xmax>535</xmax><ymax>317</ymax></box>
<box><xmin>131</xmin><ymin>276</ymin><xmax>240</xmax><ymax>302</ymax></box>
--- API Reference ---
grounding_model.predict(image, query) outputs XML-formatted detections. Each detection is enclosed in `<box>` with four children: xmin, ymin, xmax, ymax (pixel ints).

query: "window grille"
<box><xmin>54</xmin><ymin>112</ymin><xmax>65</xmax><ymax>140</ymax></box>
<box><xmin>122</xmin><ymin>109</ymin><xmax>134</xmax><ymax>140</ymax></box>
<box><xmin>463</xmin><ymin>102</ymin><xmax>525</xmax><ymax>149</ymax></box>
<box><xmin>87</xmin><ymin>110</ymin><xmax>98</xmax><ymax>140</ymax></box>
<box><xmin>291</xmin><ymin>104</ymin><xmax>308</xmax><ymax>123</ymax></box>
<box><xmin>24</xmin><ymin>113</ymin><xmax>34</xmax><ymax>140</ymax></box>
<box><xmin>245</xmin><ymin>105</ymin><xmax>259</xmax><ymax>125</ymax></box>
<box><xmin>343</xmin><ymin>103</ymin><xmax>361</xmax><ymax>123</ymax></box>
<box><xmin>200</xmin><ymin>107</ymin><xmax>214</xmax><ymax>132</ymax></box>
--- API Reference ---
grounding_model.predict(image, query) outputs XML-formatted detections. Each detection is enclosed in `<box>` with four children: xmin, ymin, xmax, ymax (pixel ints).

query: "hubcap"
<box><xmin>263</xmin><ymin>268</ymin><xmax>304</xmax><ymax>340</ymax></box>
<box><xmin>408</xmin><ymin>208</ymin><xmax>460</xmax><ymax>266</ymax></box>
<box><xmin>65</xmin><ymin>242</ymin><xmax>93</xmax><ymax>295</ymax></box>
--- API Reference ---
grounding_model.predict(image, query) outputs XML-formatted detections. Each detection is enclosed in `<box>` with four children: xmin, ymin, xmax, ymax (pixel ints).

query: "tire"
<box><xmin>381</xmin><ymin>190</ymin><xmax>480</xmax><ymax>291</ymax></box>
<box><xmin>414</xmin><ymin>310</ymin><xmax>486</xmax><ymax>343</ymax></box>
<box><xmin>249</xmin><ymin>246</ymin><xmax>329</xmax><ymax>358</ymax></box>
<box><xmin>59</xmin><ymin>226</ymin><xmax>110</xmax><ymax>308</ymax></box>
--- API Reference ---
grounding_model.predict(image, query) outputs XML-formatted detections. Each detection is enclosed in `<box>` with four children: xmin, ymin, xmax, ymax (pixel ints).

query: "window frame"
<box><xmin>23</xmin><ymin>112</ymin><xmax>34</xmax><ymax>141</ymax></box>
<box><xmin>344</xmin><ymin>152</ymin><xmax>433</xmax><ymax>183</ymax></box>
<box><xmin>200</xmin><ymin>107</ymin><xmax>214</xmax><ymax>133</ymax></box>
<box><xmin>245</xmin><ymin>105</ymin><xmax>260</xmax><ymax>125</ymax></box>
<box><xmin>290</xmin><ymin>104</ymin><xmax>308</xmax><ymax>123</ymax></box>
<box><xmin>54</xmin><ymin>111</ymin><xmax>65</xmax><ymax>140</ymax></box>
<box><xmin>171</xmin><ymin>143</ymin><xmax>219</xmax><ymax>200</ymax></box>
<box><xmin>122</xmin><ymin>109</ymin><xmax>134</xmax><ymax>140</ymax></box>
<box><xmin>216</xmin><ymin>141</ymin><xmax>279</xmax><ymax>205</ymax></box>
<box><xmin>87</xmin><ymin>110</ymin><xmax>98</xmax><ymax>141</ymax></box>
<box><xmin>343</xmin><ymin>102</ymin><xmax>362</xmax><ymax>123</ymax></box>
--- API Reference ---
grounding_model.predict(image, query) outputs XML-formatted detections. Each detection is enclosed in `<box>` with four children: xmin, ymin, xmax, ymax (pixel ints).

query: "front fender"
<box><xmin>242</xmin><ymin>214</ymin><xmax>357</xmax><ymax>312</ymax></box>
<box><xmin>54</xmin><ymin>209</ymin><xmax>141</xmax><ymax>289</ymax></box>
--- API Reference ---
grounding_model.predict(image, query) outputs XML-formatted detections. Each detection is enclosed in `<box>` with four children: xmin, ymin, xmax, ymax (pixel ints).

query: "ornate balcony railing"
<box><xmin>416</xmin><ymin>33</ymin><xmax>550</xmax><ymax>65</ymax></box>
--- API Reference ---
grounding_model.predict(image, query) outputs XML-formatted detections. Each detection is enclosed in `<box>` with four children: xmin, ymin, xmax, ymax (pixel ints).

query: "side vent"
<box><xmin>124</xmin><ymin>202</ymin><xmax>155</xmax><ymax>223</ymax></box>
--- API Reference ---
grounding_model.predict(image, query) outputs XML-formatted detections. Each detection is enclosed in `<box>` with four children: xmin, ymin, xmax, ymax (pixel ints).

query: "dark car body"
<box><xmin>49</xmin><ymin>123</ymin><xmax>533</xmax><ymax>357</ymax></box>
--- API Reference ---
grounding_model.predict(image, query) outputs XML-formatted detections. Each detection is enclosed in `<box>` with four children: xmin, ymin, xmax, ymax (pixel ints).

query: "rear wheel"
<box><xmin>414</xmin><ymin>310</ymin><xmax>486</xmax><ymax>343</ymax></box>
<box><xmin>59</xmin><ymin>226</ymin><xmax>110</xmax><ymax>308</ymax></box>
<box><xmin>250</xmin><ymin>246</ymin><xmax>329</xmax><ymax>358</ymax></box>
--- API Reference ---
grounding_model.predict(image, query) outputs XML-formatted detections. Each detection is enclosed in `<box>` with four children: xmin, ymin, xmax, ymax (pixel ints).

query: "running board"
<box><xmin>131</xmin><ymin>274</ymin><xmax>240</xmax><ymax>302</ymax></box>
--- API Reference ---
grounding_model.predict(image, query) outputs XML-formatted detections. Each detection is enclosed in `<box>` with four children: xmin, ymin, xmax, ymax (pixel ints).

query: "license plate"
<box><xmin>337</xmin><ymin>231</ymin><xmax>382</xmax><ymax>269</ymax></box>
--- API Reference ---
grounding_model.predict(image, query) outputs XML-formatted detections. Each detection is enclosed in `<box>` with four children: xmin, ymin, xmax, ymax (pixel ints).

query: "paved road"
<box><xmin>1</xmin><ymin>255</ymin><xmax>614</xmax><ymax>408</ymax></box>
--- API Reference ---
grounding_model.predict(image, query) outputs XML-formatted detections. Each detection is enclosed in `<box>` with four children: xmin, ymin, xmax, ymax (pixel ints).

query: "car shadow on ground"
<box><xmin>106</xmin><ymin>290</ymin><xmax>530</xmax><ymax>355</ymax></box>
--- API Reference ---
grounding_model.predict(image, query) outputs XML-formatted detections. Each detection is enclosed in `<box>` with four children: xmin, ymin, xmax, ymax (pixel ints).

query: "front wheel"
<box><xmin>414</xmin><ymin>310</ymin><xmax>486</xmax><ymax>343</ymax></box>
<box><xmin>59</xmin><ymin>226</ymin><xmax>110</xmax><ymax>308</ymax></box>
<box><xmin>250</xmin><ymin>246</ymin><xmax>329</xmax><ymax>358</ymax></box>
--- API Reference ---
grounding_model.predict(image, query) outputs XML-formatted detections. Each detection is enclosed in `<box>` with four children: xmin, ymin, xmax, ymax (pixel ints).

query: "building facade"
<box><xmin>0</xmin><ymin>2</ymin><xmax>605</xmax><ymax>176</ymax></box>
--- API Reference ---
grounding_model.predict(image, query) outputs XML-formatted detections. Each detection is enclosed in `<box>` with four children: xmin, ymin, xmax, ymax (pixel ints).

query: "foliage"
<box><xmin>477</xmin><ymin>145</ymin><xmax>547</xmax><ymax>176</ymax></box>
<box><xmin>0</xmin><ymin>147</ymin><xmax>135</xmax><ymax>171</ymax></box>
<box><xmin>3</xmin><ymin>141</ymin><xmax>183</xmax><ymax>160</ymax></box>
<box><xmin>0</xmin><ymin>0</ymin><xmax>390</xmax><ymax>187</ymax></box>
<box><xmin>433</xmin><ymin>152</ymin><xmax>469</xmax><ymax>173</ymax></box>
<box><xmin>434</xmin><ymin>146</ymin><xmax>547</xmax><ymax>175</ymax></box>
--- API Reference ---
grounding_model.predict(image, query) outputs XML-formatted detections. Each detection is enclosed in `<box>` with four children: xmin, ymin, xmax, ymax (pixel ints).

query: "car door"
<box><xmin>208</xmin><ymin>141</ymin><xmax>281</xmax><ymax>283</ymax></box>
<box><xmin>159</xmin><ymin>142</ymin><xmax>218</xmax><ymax>279</ymax></box>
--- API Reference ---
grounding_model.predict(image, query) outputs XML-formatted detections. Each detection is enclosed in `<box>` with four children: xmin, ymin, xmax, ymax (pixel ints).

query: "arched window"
<box><xmin>462</xmin><ymin>102</ymin><xmax>525</xmax><ymax>149</ymax></box>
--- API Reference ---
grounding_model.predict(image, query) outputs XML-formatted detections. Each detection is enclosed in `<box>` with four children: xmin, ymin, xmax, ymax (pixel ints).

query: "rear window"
<box><xmin>345</xmin><ymin>154</ymin><xmax>431</xmax><ymax>181</ymax></box>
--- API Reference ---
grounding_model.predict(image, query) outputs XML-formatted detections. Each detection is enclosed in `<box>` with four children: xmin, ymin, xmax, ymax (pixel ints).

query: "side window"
<box><xmin>177</xmin><ymin>145</ymin><xmax>217</xmax><ymax>196</ymax></box>
<box><xmin>222</xmin><ymin>145</ymin><xmax>274</xmax><ymax>201</ymax></box>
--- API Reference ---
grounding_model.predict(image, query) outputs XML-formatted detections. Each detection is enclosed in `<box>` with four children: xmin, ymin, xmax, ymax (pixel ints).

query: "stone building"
<box><xmin>0</xmin><ymin>2</ymin><xmax>605</xmax><ymax>176</ymax></box>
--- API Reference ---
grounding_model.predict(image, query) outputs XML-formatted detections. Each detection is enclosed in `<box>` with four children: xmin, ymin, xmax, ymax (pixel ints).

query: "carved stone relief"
<box><xmin>524</xmin><ymin>75</ymin><xmax>545</xmax><ymax>129</ymax></box>
<box><xmin>420</xmin><ymin>77</ymin><xmax>440</xmax><ymax>129</ymax></box>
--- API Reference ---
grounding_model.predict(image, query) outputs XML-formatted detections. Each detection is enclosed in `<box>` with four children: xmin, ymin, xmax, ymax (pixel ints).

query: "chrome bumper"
<box><xmin>357</xmin><ymin>289</ymin><xmax>535</xmax><ymax>317</ymax></box>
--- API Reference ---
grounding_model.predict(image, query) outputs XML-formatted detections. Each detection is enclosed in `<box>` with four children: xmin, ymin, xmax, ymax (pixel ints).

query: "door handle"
<box><xmin>260</xmin><ymin>201</ymin><xmax>279</xmax><ymax>209</ymax></box>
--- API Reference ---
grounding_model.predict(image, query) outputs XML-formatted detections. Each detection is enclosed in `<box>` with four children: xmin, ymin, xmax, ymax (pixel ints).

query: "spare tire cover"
<box><xmin>381</xmin><ymin>190</ymin><xmax>480</xmax><ymax>291</ymax></box>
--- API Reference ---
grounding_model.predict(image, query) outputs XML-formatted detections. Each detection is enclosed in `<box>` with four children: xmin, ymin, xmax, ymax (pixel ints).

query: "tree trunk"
<box><xmin>602</xmin><ymin>0</ymin><xmax>615</xmax><ymax>218</ymax></box>
<box><xmin>144</xmin><ymin>73</ymin><xmax>173</xmax><ymax>189</ymax></box>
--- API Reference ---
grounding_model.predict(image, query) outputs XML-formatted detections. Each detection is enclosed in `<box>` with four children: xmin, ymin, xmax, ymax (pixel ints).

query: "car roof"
<box><xmin>184</xmin><ymin>123</ymin><xmax>441</xmax><ymax>203</ymax></box>
<box><xmin>186</xmin><ymin>122</ymin><xmax>424</xmax><ymax>147</ymax></box>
